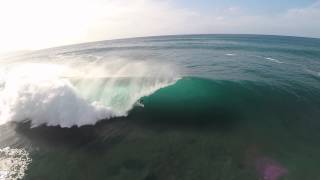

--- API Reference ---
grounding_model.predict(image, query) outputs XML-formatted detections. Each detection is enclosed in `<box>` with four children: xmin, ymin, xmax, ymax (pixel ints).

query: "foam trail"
<box><xmin>265</xmin><ymin>57</ymin><xmax>283</xmax><ymax>64</ymax></box>
<box><xmin>0</xmin><ymin>58</ymin><xmax>179</xmax><ymax>128</ymax></box>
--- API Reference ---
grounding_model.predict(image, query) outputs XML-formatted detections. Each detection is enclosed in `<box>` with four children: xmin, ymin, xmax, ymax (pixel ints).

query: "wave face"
<box><xmin>139</xmin><ymin>77</ymin><xmax>320</xmax><ymax>124</ymax></box>
<box><xmin>0</xmin><ymin>59</ymin><xmax>179</xmax><ymax>127</ymax></box>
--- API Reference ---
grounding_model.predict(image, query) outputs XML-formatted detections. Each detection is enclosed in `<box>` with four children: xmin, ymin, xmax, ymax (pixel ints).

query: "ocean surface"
<box><xmin>0</xmin><ymin>34</ymin><xmax>320</xmax><ymax>180</ymax></box>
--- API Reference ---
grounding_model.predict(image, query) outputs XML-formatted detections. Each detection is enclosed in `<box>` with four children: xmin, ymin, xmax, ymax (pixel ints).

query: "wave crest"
<box><xmin>0</xmin><ymin>59</ymin><xmax>179</xmax><ymax>127</ymax></box>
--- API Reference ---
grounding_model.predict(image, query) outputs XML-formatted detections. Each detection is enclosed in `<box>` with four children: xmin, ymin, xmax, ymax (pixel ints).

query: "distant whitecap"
<box><xmin>265</xmin><ymin>57</ymin><xmax>283</xmax><ymax>64</ymax></box>
<box><xmin>225</xmin><ymin>53</ymin><xmax>236</xmax><ymax>56</ymax></box>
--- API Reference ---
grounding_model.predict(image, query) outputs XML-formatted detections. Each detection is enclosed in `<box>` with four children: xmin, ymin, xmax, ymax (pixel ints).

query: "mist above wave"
<box><xmin>0</xmin><ymin>57</ymin><xmax>179</xmax><ymax>128</ymax></box>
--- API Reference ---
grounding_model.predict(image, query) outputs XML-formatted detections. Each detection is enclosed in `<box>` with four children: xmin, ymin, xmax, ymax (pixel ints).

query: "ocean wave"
<box><xmin>134</xmin><ymin>77</ymin><xmax>320</xmax><ymax>125</ymax></box>
<box><xmin>0</xmin><ymin>60</ymin><xmax>179</xmax><ymax>128</ymax></box>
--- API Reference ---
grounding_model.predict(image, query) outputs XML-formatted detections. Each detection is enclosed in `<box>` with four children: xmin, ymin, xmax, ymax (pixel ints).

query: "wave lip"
<box><xmin>0</xmin><ymin>59</ymin><xmax>179</xmax><ymax>128</ymax></box>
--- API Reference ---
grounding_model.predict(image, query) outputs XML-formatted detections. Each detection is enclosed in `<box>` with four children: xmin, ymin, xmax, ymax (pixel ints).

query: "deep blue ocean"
<box><xmin>0</xmin><ymin>35</ymin><xmax>320</xmax><ymax>180</ymax></box>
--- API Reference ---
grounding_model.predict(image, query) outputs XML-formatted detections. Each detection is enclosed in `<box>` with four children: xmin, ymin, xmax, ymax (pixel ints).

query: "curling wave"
<box><xmin>0</xmin><ymin>59</ymin><xmax>179</xmax><ymax>127</ymax></box>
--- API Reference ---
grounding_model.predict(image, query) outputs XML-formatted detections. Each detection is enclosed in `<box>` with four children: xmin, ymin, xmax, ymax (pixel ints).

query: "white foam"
<box><xmin>225</xmin><ymin>53</ymin><xmax>236</xmax><ymax>56</ymax></box>
<box><xmin>265</xmin><ymin>57</ymin><xmax>283</xmax><ymax>64</ymax></box>
<box><xmin>0</xmin><ymin>59</ymin><xmax>178</xmax><ymax>127</ymax></box>
<box><xmin>0</xmin><ymin>147</ymin><xmax>31</xmax><ymax>180</ymax></box>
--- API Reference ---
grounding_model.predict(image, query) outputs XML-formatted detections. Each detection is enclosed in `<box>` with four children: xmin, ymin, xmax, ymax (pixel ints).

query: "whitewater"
<box><xmin>0</xmin><ymin>57</ymin><xmax>179</xmax><ymax>128</ymax></box>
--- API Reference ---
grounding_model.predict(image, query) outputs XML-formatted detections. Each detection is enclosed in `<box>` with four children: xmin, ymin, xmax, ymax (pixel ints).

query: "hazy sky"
<box><xmin>0</xmin><ymin>0</ymin><xmax>319</xmax><ymax>52</ymax></box>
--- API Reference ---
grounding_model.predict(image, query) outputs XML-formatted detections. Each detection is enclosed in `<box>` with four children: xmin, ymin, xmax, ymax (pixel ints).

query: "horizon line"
<box><xmin>3</xmin><ymin>33</ymin><xmax>320</xmax><ymax>55</ymax></box>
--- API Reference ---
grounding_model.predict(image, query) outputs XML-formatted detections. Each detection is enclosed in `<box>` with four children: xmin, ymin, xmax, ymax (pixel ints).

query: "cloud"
<box><xmin>87</xmin><ymin>0</ymin><xmax>320</xmax><ymax>39</ymax></box>
<box><xmin>172</xmin><ymin>0</ymin><xmax>320</xmax><ymax>37</ymax></box>
<box><xmin>87</xmin><ymin>0</ymin><xmax>197</xmax><ymax>40</ymax></box>
<box><xmin>0</xmin><ymin>0</ymin><xmax>319</xmax><ymax>52</ymax></box>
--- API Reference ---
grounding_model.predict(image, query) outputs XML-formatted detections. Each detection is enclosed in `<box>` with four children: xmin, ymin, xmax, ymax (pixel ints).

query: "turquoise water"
<box><xmin>1</xmin><ymin>35</ymin><xmax>320</xmax><ymax>179</ymax></box>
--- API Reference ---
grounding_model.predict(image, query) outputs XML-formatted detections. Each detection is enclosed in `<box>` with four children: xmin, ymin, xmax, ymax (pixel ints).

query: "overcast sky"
<box><xmin>0</xmin><ymin>0</ymin><xmax>319</xmax><ymax>52</ymax></box>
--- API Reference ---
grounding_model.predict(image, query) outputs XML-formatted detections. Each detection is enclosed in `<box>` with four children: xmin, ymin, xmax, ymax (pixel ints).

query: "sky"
<box><xmin>0</xmin><ymin>0</ymin><xmax>319</xmax><ymax>53</ymax></box>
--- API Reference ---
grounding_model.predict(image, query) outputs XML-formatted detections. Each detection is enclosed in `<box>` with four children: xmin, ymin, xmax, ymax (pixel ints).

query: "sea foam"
<box><xmin>265</xmin><ymin>57</ymin><xmax>283</xmax><ymax>64</ymax></box>
<box><xmin>0</xmin><ymin>147</ymin><xmax>31</xmax><ymax>180</ymax></box>
<box><xmin>0</xmin><ymin>58</ymin><xmax>178</xmax><ymax>128</ymax></box>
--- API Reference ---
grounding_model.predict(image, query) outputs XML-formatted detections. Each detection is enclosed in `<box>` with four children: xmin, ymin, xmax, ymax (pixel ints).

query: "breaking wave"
<box><xmin>0</xmin><ymin>59</ymin><xmax>179</xmax><ymax>128</ymax></box>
